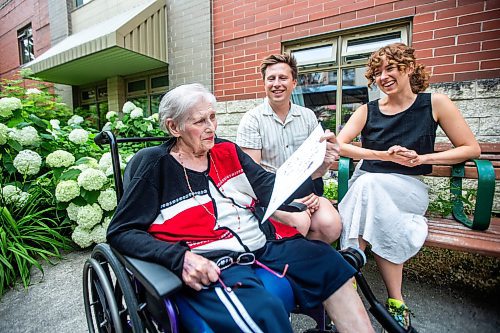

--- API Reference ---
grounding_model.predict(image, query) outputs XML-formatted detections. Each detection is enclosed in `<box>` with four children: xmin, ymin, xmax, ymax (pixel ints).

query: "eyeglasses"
<box><xmin>214</xmin><ymin>253</ymin><xmax>289</xmax><ymax>292</ymax></box>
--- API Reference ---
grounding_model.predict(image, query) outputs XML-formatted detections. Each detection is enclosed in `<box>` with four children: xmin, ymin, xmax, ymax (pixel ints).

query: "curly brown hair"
<box><xmin>365</xmin><ymin>43</ymin><xmax>430</xmax><ymax>93</ymax></box>
<box><xmin>260</xmin><ymin>53</ymin><xmax>298</xmax><ymax>80</ymax></box>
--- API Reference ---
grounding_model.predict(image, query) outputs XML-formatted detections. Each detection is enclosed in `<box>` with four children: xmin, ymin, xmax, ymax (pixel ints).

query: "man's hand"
<box><xmin>312</xmin><ymin>130</ymin><xmax>340</xmax><ymax>179</ymax></box>
<box><xmin>182</xmin><ymin>251</ymin><xmax>220</xmax><ymax>290</ymax></box>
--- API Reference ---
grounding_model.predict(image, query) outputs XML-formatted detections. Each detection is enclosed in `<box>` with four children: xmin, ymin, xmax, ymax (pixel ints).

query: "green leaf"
<box><xmin>28</xmin><ymin>114</ymin><xmax>48</xmax><ymax>129</ymax></box>
<box><xmin>71</xmin><ymin>196</ymin><xmax>87</xmax><ymax>206</ymax></box>
<box><xmin>7</xmin><ymin>139</ymin><xmax>22</xmax><ymax>152</ymax></box>
<box><xmin>40</xmin><ymin>133</ymin><xmax>54</xmax><ymax>140</ymax></box>
<box><xmin>59</xmin><ymin>169</ymin><xmax>81</xmax><ymax>180</ymax></box>
<box><xmin>75</xmin><ymin>157</ymin><xmax>94</xmax><ymax>165</ymax></box>
<box><xmin>80</xmin><ymin>189</ymin><xmax>100</xmax><ymax>204</ymax></box>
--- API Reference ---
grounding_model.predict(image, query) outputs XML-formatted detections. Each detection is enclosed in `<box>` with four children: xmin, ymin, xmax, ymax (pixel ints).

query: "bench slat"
<box><xmin>425</xmin><ymin>217</ymin><xmax>500</xmax><ymax>257</ymax></box>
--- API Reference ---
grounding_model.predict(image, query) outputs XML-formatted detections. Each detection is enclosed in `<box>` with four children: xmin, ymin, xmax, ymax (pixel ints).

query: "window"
<box><xmin>126</xmin><ymin>73</ymin><xmax>168</xmax><ymax>115</ymax></box>
<box><xmin>74</xmin><ymin>0</ymin><xmax>91</xmax><ymax>8</ymax></box>
<box><xmin>75</xmin><ymin>85</ymin><xmax>108</xmax><ymax>130</ymax></box>
<box><xmin>18</xmin><ymin>25</ymin><xmax>34</xmax><ymax>65</ymax></box>
<box><xmin>285</xmin><ymin>23</ymin><xmax>410</xmax><ymax>133</ymax></box>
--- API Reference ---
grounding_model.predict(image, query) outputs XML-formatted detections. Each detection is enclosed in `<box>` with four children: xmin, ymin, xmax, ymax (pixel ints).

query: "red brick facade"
<box><xmin>0</xmin><ymin>0</ymin><xmax>51</xmax><ymax>79</ymax></box>
<box><xmin>212</xmin><ymin>0</ymin><xmax>500</xmax><ymax>101</ymax></box>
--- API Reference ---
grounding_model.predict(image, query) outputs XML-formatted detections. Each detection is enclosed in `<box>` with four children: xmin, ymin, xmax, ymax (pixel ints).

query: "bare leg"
<box><xmin>358</xmin><ymin>237</ymin><xmax>368</xmax><ymax>251</ymax></box>
<box><xmin>373</xmin><ymin>253</ymin><xmax>404</xmax><ymax>301</ymax></box>
<box><xmin>323</xmin><ymin>280</ymin><xmax>375</xmax><ymax>333</ymax></box>
<box><xmin>271</xmin><ymin>210</ymin><xmax>311</xmax><ymax>237</ymax></box>
<box><xmin>307</xmin><ymin>197</ymin><xmax>342</xmax><ymax>243</ymax></box>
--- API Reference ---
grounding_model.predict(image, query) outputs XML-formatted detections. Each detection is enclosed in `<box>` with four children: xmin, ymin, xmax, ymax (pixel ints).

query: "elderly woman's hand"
<box><xmin>182</xmin><ymin>251</ymin><xmax>220</xmax><ymax>290</ymax></box>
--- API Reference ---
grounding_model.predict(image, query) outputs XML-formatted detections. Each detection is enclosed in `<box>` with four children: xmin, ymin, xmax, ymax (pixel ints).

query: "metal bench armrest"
<box><xmin>451</xmin><ymin>159</ymin><xmax>495</xmax><ymax>230</ymax></box>
<box><xmin>337</xmin><ymin>156</ymin><xmax>354</xmax><ymax>203</ymax></box>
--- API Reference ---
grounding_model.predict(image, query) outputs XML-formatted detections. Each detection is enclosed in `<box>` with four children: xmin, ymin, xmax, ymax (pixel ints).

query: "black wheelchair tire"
<box><xmin>85</xmin><ymin>243</ymin><xmax>145</xmax><ymax>333</ymax></box>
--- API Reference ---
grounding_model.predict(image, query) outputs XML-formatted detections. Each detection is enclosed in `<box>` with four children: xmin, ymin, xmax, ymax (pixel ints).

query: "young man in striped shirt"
<box><xmin>236</xmin><ymin>53</ymin><xmax>342</xmax><ymax>243</ymax></box>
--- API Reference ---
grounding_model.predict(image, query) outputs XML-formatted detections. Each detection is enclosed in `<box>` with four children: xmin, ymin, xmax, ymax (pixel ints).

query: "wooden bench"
<box><xmin>331</xmin><ymin>142</ymin><xmax>499</xmax><ymax>257</ymax></box>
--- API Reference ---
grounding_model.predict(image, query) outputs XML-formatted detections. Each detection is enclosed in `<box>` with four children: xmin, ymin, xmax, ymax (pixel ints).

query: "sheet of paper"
<box><xmin>262</xmin><ymin>124</ymin><xmax>326</xmax><ymax>222</ymax></box>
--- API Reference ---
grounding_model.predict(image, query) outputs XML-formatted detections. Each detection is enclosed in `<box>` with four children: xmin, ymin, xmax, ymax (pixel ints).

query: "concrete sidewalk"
<box><xmin>0</xmin><ymin>249</ymin><xmax>498</xmax><ymax>333</ymax></box>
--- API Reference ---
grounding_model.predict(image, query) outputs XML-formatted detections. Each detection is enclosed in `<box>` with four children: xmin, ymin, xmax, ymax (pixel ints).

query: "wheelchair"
<box><xmin>83</xmin><ymin>131</ymin><xmax>418</xmax><ymax>333</ymax></box>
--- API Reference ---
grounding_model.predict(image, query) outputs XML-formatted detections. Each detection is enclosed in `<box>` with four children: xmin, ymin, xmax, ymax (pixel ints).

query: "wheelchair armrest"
<box><xmin>112</xmin><ymin>249</ymin><xmax>182</xmax><ymax>300</ymax></box>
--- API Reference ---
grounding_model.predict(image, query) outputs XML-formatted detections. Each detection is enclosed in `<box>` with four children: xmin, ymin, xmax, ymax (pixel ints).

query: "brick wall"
<box><xmin>212</xmin><ymin>0</ymin><xmax>500</xmax><ymax>102</ymax></box>
<box><xmin>0</xmin><ymin>0</ymin><xmax>51</xmax><ymax>78</ymax></box>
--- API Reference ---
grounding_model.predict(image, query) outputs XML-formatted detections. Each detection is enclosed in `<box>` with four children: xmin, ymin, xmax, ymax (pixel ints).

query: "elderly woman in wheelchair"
<box><xmin>100</xmin><ymin>83</ymin><xmax>374</xmax><ymax>333</ymax></box>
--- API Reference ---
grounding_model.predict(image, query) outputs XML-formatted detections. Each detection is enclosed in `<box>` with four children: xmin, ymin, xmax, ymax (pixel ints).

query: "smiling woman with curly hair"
<box><xmin>336</xmin><ymin>42</ymin><xmax>480</xmax><ymax>330</ymax></box>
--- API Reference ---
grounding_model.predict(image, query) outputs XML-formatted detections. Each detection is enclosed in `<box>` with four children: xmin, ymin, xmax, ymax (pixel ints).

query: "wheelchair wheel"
<box><xmin>83</xmin><ymin>243</ymin><xmax>144</xmax><ymax>333</ymax></box>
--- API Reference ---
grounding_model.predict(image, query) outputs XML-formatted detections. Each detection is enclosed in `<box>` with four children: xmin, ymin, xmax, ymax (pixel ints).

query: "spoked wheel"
<box><xmin>83</xmin><ymin>244</ymin><xmax>144</xmax><ymax>333</ymax></box>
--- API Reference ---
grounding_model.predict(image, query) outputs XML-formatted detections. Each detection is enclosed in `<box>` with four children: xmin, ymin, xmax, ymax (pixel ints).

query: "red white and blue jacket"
<box><xmin>107</xmin><ymin>138</ymin><xmax>314</xmax><ymax>277</ymax></box>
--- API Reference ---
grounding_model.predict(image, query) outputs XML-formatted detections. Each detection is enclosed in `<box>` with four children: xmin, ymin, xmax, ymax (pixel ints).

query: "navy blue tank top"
<box><xmin>360</xmin><ymin>93</ymin><xmax>438</xmax><ymax>175</ymax></box>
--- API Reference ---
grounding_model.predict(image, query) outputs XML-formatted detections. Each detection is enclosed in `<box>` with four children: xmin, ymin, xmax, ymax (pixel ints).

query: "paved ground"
<box><xmin>0</xmin><ymin>249</ymin><xmax>498</xmax><ymax>333</ymax></box>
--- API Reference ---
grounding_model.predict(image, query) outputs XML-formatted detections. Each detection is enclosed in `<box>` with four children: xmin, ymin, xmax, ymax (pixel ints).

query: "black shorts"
<box><xmin>179</xmin><ymin>237</ymin><xmax>356</xmax><ymax>332</ymax></box>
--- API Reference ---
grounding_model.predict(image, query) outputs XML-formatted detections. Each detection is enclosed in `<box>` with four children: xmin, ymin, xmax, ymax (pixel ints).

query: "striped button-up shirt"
<box><xmin>236</xmin><ymin>98</ymin><xmax>319</xmax><ymax>172</ymax></box>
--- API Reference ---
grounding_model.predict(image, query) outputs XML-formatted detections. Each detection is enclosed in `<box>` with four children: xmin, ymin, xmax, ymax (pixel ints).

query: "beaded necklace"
<box><xmin>178</xmin><ymin>151</ymin><xmax>241</xmax><ymax>230</ymax></box>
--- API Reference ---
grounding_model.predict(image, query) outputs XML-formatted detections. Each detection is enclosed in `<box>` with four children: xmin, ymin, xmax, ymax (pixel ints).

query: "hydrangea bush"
<box><xmin>0</xmin><ymin>73</ymin><xmax>165</xmax><ymax>296</ymax></box>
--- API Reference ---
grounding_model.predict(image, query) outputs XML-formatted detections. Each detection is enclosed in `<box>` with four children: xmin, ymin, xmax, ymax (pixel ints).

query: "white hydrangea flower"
<box><xmin>105</xmin><ymin>111</ymin><xmax>117</xmax><ymax>120</ymax></box>
<box><xmin>122</xmin><ymin>101</ymin><xmax>136</xmax><ymax>114</ymax></box>
<box><xmin>71</xmin><ymin>226</ymin><xmax>94</xmax><ymax>248</ymax></box>
<box><xmin>98</xmin><ymin>152</ymin><xmax>113</xmax><ymax>171</ymax></box>
<box><xmin>8</xmin><ymin>126</ymin><xmax>40</xmax><ymax>146</ymax></box>
<box><xmin>77</xmin><ymin>168</ymin><xmax>107</xmax><ymax>191</ymax></box>
<box><xmin>26</xmin><ymin>88</ymin><xmax>42</xmax><ymax>95</ymax></box>
<box><xmin>68</xmin><ymin>128</ymin><xmax>89</xmax><ymax>144</ymax></box>
<box><xmin>98</xmin><ymin>152</ymin><xmax>123</xmax><ymax>172</ymax></box>
<box><xmin>67</xmin><ymin>115</ymin><xmax>84</xmax><ymax>126</ymax></box>
<box><xmin>151</xmin><ymin>113</ymin><xmax>159</xmax><ymax>122</ymax></box>
<box><xmin>2</xmin><ymin>185</ymin><xmax>22</xmax><ymax>204</ymax></box>
<box><xmin>0</xmin><ymin>123</ymin><xmax>8</xmax><ymax>145</ymax></box>
<box><xmin>115</xmin><ymin>120</ymin><xmax>125</xmax><ymax>129</ymax></box>
<box><xmin>17</xmin><ymin>191</ymin><xmax>30</xmax><ymax>207</ymax></box>
<box><xmin>130</xmin><ymin>107</ymin><xmax>144</xmax><ymax>119</ymax></box>
<box><xmin>46</xmin><ymin>150</ymin><xmax>75</xmax><ymax>168</ymax></box>
<box><xmin>55</xmin><ymin>180</ymin><xmax>80</xmax><ymax>202</ymax></box>
<box><xmin>102</xmin><ymin>216</ymin><xmax>112</xmax><ymax>231</ymax></box>
<box><xmin>90</xmin><ymin>224</ymin><xmax>107</xmax><ymax>244</ymax></box>
<box><xmin>66</xmin><ymin>202</ymin><xmax>81</xmax><ymax>221</ymax></box>
<box><xmin>13</xmin><ymin>149</ymin><xmax>42</xmax><ymax>175</ymax></box>
<box><xmin>1</xmin><ymin>185</ymin><xmax>29</xmax><ymax>207</ymax></box>
<box><xmin>98</xmin><ymin>188</ymin><xmax>117</xmax><ymax>211</ymax></box>
<box><xmin>0</xmin><ymin>97</ymin><xmax>22</xmax><ymax>117</ymax></box>
<box><xmin>76</xmin><ymin>203</ymin><xmax>103</xmax><ymax>229</ymax></box>
<box><xmin>101</xmin><ymin>122</ymin><xmax>112</xmax><ymax>131</ymax></box>
<box><xmin>79</xmin><ymin>157</ymin><xmax>100</xmax><ymax>169</ymax></box>
<box><xmin>49</xmin><ymin>119</ymin><xmax>60</xmax><ymax>130</ymax></box>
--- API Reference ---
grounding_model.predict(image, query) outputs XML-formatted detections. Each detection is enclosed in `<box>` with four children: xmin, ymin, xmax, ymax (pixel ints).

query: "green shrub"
<box><xmin>0</xmin><ymin>73</ymin><xmax>165</xmax><ymax>296</ymax></box>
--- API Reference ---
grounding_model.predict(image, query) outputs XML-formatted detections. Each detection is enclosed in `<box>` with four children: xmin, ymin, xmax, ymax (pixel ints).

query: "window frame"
<box><xmin>17</xmin><ymin>24</ymin><xmax>34</xmax><ymax>65</ymax></box>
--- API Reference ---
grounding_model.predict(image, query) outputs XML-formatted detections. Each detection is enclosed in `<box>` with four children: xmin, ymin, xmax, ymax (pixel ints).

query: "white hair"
<box><xmin>158</xmin><ymin>83</ymin><xmax>217</xmax><ymax>134</ymax></box>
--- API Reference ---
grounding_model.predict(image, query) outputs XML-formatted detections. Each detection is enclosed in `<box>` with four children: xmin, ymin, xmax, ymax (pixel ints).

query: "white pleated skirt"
<box><xmin>339</xmin><ymin>162</ymin><xmax>429</xmax><ymax>264</ymax></box>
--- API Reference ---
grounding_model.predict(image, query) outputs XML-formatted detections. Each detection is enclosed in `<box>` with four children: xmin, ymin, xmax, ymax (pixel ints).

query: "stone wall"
<box><xmin>166</xmin><ymin>0</ymin><xmax>212</xmax><ymax>90</ymax></box>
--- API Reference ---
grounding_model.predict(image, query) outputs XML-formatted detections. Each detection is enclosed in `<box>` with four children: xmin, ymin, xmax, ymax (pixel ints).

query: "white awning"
<box><xmin>25</xmin><ymin>0</ymin><xmax>167</xmax><ymax>85</ymax></box>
